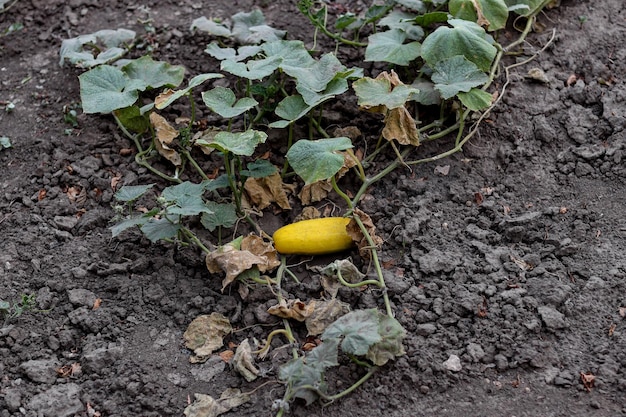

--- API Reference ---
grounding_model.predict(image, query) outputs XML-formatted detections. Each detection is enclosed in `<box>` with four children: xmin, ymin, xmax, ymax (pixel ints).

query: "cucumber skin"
<box><xmin>273</xmin><ymin>217</ymin><xmax>354</xmax><ymax>255</ymax></box>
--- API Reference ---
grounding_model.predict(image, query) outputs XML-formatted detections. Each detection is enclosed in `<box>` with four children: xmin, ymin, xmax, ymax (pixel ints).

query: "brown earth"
<box><xmin>1</xmin><ymin>1</ymin><xmax>625</xmax><ymax>416</ymax></box>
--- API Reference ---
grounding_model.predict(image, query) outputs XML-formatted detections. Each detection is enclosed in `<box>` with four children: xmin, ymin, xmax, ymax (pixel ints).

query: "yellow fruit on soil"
<box><xmin>273</xmin><ymin>217</ymin><xmax>354</xmax><ymax>255</ymax></box>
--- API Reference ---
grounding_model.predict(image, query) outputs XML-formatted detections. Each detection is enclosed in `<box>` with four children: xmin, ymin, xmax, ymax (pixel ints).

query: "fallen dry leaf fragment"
<box><xmin>566</xmin><ymin>74</ymin><xmax>578</xmax><ymax>86</ymax></box>
<box><xmin>294</xmin><ymin>206</ymin><xmax>321</xmax><ymax>222</ymax></box>
<box><xmin>243</xmin><ymin>172</ymin><xmax>291</xmax><ymax>210</ymax></box>
<box><xmin>38</xmin><ymin>189</ymin><xmax>47</xmax><ymax>201</ymax></box>
<box><xmin>382</xmin><ymin>106</ymin><xmax>420</xmax><ymax>146</ymax></box>
<box><xmin>267</xmin><ymin>299</ymin><xmax>315</xmax><ymax>322</ymax></box>
<box><xmin>184</xmin><ymin>313</ymin><xmax>233</xmax><ymax>363</ymax></box>
<box><xmin>219</xmin><ymin>350</ymin><xmax>234</xmax><ymax>363</ymax></box>
<box><xmin>184</xmin><ymin>389</ymin><xmax>250</xmax><ymax>417</ymax></box>
<box><xmin>92</xmin><ymin>298</ymin><xmax>102</xmax><ymax>310</ymax></box>
<box><xmin>580</xmin><ymin>372</ymin><xmax>595</xmax><ymax>392</ymax></box>
<box><xmin>110</xmin><ymin>174</ymin><xmax>122</xmax><ymax>191</ymax></box>
<box><xmin>150</xmin><ymin>112</ymin><xmax>181</xmax><ymax>166</ymax></box>
<box><xmin>619</xmin><ymin>307</ymin><xmax>626</xmax><ymax>318</ymax></box>
<box><xmin>434</xmin><ymin>165</ymin><xmax>450</xmax><ymax>176</ymax></box>
<box><xmin>299</xmin><ymin>180</ymin><xmax>333</xmax><ymax>205</ymax></box>
<box><xmin>319</xmin><ymin>258</ymin><xmax>366</xmax><ymax>298</ymax></box>
<box><xmin>232</xmin><ymin>338</ymin><xmax>259</xmax><ymax>382</ymax></box>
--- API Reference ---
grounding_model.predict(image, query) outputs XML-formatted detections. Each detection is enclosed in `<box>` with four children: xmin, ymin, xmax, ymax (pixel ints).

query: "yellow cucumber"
<box><xmin>273</xmin><ymin>217</ymin><xmax>354</xmax><ymax>255</ymax></box>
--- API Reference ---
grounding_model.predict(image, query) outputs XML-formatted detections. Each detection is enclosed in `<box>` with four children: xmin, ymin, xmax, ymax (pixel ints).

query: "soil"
<box><xmin>1</xmin><ymin>1</ymin><xmax>625</xmax><ymax>416</ymax></box>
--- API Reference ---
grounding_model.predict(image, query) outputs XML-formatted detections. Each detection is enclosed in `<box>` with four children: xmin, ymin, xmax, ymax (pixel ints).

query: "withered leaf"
<box><xmin>150</xmin><ymin>112</ymin><xmax>181</xmax><ymax>166</ymax></box>
<box><xmin>184</xmin><ymin>389</ymin><xmax>250</xmax><ymax>417</ymax></box>
<box><xmin>206</xmin><ymin>235</ymin><xmax>280</xmax><ymax>291</ymax></box>
<box><xmin>319</xmin><ymin>259</ymin><xmax>366</xmax><ymax>298</ymax></box>
<box><xmin>267</xmin><ymin>299</ymin><xmax>316</xmax><ymax>322</ymax></box>
<box><xmin>298</xmin><ymin>180</ymin><xmax>333</xmax><ymax>205</ymax></box>
<box><xmin>243</xmin><ymin>172</ymin><xmax>291</xmax><ymax>210</ymax></box>
<box><xmin>184</xmin><ymin>313</ymin><xmax>232</xmax><ymax>363</ymax></box>
<box><xmin>305</xmin><ymin>298</ymin><xmax>351</xmax><ymax>336</ymax></box>
<box><xmin>232</xmin><ymin>338</ymin><xmax>259</xmax><ymax>382</ymax></box>
<box><xmin>346</xmin><ymin>208</ymin><xmax>384</xmax><ymax>258</ymax></box>
<box><xmin>294</xmin><ymin>206</ymin><xmax>321</xmax><ymax>222</ymax></box>
<box><xmin>382</xmin><ymin>106</ymin><xmax>420</xmax><ymax>146</ymax></box>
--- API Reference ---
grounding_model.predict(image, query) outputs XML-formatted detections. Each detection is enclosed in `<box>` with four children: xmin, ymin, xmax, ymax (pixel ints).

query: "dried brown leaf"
<box><xmin>243</xmin><ymin>172</ymin><xmax>291</xmax><ymax>210</ymax></box>
<box><xmin>346</xmin><ymin>208</ymin><xmax>383</xmax><ymax>258</ymax></box>
<box><xmin>150</xmin><ymin>112</ymin><xmax>181</xmax><ymax>166</ymax></box>
<box><xmin>155</xmin><ymin>89</ymin><xmax>174</xmax><ymax>108</ymax></box>
<box><xmin>232</xmin><ymin>339</ymin><xmax>259</xmax><ymax>382</ymax></box>
<box><xmin>305</xmin><ymin>299</ymin><xmax>351</xmax><ymax>336</ymax></box>
<box><xmin>184</xmin><ymin>389</ymin><xmax>250</xmax><ymax>417</ymax></box>
<box><xmin>382</xmin><ymin>107</ymin><xmax>420</xmax><ymax>146</ymax></box>
<box><xmin>333</xmin><ymin>126</ymin><xmax>362</xmax><ymax>141</ymax></box>
<box><xmin>298</xmin><ymin>180</ymin><xmax>333</xmax><ymax>205</ymax></box>
<box><xmin>294</xmin><ymin>206</ymin><xmax>321</xmax><ymax>222</ymax></box>
<box><xmin>267</xmin><ymin>299</ymin><xmax>315</xmax><ymax>322</ymax></box>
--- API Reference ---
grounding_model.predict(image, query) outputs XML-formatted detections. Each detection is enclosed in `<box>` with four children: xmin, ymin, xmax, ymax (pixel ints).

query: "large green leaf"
<box><xmin>122</xmin><ymin>55</ymin><xmax>185</xmax><ymax>90</ymax></box>
<box><xmin>161</xmin><ymin>181</ymin><xmax>214</xmax><ymax>216</ymax></box>
<box><xmin>297</xmin><ymin>77</ymin><xmax>350</xmax><ymax>107</ymax></box>
<box><xmin>79</xmin><ymin>65</ymin><xmax>139</xmax><ymax>113</ymax></box>
<box><xmin>231</xmin><ymin>10</ymin><xmax>286</xmax><ymax>44</ymax></box>
<box><xmin>272</xmin><ymin>95</ymin><xmax>311</xmax><ymax>126</ymax></box>
<box><xmin>190</xmin><ymin>16</ymin><xmax>232</xmax><ymax>37</ymax></box>
<box><xmin>211</xmin><ymin>130</ymin><xmax>268</xmax><ymax>156</ymax></box>
<box><xmin>450</xmin><ymin>0</ymin><xmax>509</xmax><ymax>31</ymax></box>
<box><xmin>286</xmin><ymin>137</ymin><xmax>353</xmax><ymax>185</ymax></box>
<box><xmin>421</xmin><ymin>19</ymin><xmax>497</xmax><ymax>72</ymax></box>
<box><xmin>111</xmin><ymin>215</ymin><xmax>150</xmax><ymax>238</ymax></box>
<box><xmin>240</xmin><ymin>159</ymin><xmax>277</xmax><ymax>178</ymax></box>
<box><xmin>282</xmin><ymin>53</ymin><xmax>346</xmax><ymax>93</ymax></box>
<box><xmin>431</xmin><ymin>55</ymin><xmax>489</xmax><ymax>99</ymax></box>
<box><xmin>204</xmin><ymin>43</ymin><xmax>262</xmax><ymax>62</ymax></box>
<box><xmin>59</xmin><ymin>28</ymin><xmax>136</xmax><ymax>68</ymax></box>
<box><xmin>307</xmin><ymin>338</ymin><xmax>340</xmax><ymax>370</ymax></box>
<box><xmin>202</xmin><ymin>87</ymin><xmax>258</xmax><ymax>118</ymax></box>
<box><xmin>352</xmin><ymin>77</ymin><xmax>419</xmax><ymax>109</ymax></box>
<box><xmin>263</xmin><ymin>40</ymin><xmax>316</xmax><ymax>68</ymax></box>
<box><xmin>221</xmin><ymin>55</ymin><xmax>282</xmax><ymax>80</ymax></box>
<box><xmin>365</xmin><ymin>29</ymin><xmax>421</xmax><ymax>66</ymax></box>
<box><xmin>321</xmin><ymin>309</ymin><xmax>382</xmax><ymax>356</ymax></box>
<box><xmin>200</xmin><ymin>202</ymin><xmax>238</xmax><ymax>231</ymax></box>
<box><xmin>378</xmin><ymin>10</ymin><xmax>424</xmax><ymax>40</ymax></box>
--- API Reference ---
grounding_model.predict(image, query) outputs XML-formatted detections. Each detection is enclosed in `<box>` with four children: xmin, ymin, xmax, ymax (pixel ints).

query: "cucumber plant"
<box><xmin>61</xmin><ymin>1</ymin><xmax>555</xmax><ymax>414</ymax></box>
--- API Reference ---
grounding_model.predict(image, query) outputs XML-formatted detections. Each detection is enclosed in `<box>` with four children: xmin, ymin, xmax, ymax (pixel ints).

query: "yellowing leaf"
<box><xmin>184</xmin><ymin>313</ymin><xmax>233</xmax><ymax>363</ymax></box>
<box><xmin>149</xmin><ymin>112</ymin><xmax>181</xmax><ymax>166</ymax></box>
<box><xmin>243</xmin><ymin>172</ymin><xmax>291</xmax><ymax>210</ymax></box>
<box><xmin>305</xmin><ymin>299</ymin><xmax>351</xmax><ymax>336</ymax></box>
<box><xmin>267</xmin><ymin>299</ymin><xmax>316</xmax><ymax>322</ymax></box>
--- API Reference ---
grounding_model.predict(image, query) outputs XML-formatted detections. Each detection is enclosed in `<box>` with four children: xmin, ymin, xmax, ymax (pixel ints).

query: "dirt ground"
<box><xmin>1</xmin><ymin>0</ymin><xmax>625</xmax><ymax>416</ymax></box>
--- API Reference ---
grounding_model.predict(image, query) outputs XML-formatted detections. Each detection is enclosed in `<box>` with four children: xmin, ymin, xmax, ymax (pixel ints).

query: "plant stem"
<box><xmin>331</xmin><ymin>176</ymin><xmax>353</xmax><ymax>210</ymax></box>
<box><xmin>180</xmin><ymin>227</ymin><xmax>212</xmax><ymax>254</ymax></box>
<box><xmin>336</xmin><ymin>266</ymin><xmax>380</xmax><ymax>288</ymax></box>
<box><xmin>181</xmin><ymin>149</ymin><xmax>209</xmax><ymax>181</ymax></box>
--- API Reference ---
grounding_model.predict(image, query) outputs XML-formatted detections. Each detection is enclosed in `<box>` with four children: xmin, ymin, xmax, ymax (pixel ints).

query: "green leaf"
<box><xmin>431</xmin><ymin>55</ymin><xmax>489</xmax><ymax>99</ymax></box>
<box><xmin>201</xmin><ymin>87</ymin><xmax>258</xmax><ymax>118</ymax></box>
<box><xmin>221</xmin><ymin>55</ymin><xmax>282</xmax><ymax>80</ymax></box>
<box><xmin>211</xmin><ymin>130</ymin><xmax>268</xmax><ymax>156</ymax></box>
<box><xmin>365</xmin><ymin>29</ymin><xmax>421</xmax><ymax>66</ymax></box>
<box><xmin>352</xmin><ymin>77</ymin><xmax>419</xmax><ymax>109</ymax></box>
<box><xmin>113</xmin><ymin>105</ymin><xmax>149</xmax><ymax>133</ymax></box>
<box><xmin>449</xmin><ymin>0</ymin><xmax>509</xmax><ymax>31</ymax></box>
<box><xmin>140</xmin><ymin>217</ymin><xmax>181</xmax><ymax>242</ymax></box>
<box><xmin>204</xmin><ymin>43</ymin><xmax>261</xmax><ymax>62</ymax></box>
<box><xmin>240</xmin><ymin>159</ymin><xmax>277</xmax><ymax>178</ymax></box>
<box><xmin>395</xmin><ymin>0</ymin><xmax>426</xmax><ymax>11</ymax></box>
<box><xmin>297</xmin><ymin>77</ymin><xmax>349</xmax><ymax>108</ymax></box>
<box><xmin>263</xmin><ymin>40</ymin><xmax>315</xmax><ymax>68</ymax></box>
<box><xmin>231</xmin><ymin>10</ymin><xmax>286</xmax><ymax>44</ymax></box>
<box><xmin>282</xmin><ymin>53</ymin><xmax>346</xmax><ymax>93</ymax></box>
<box><xmin>505</xmin><ymin>0</ymin><xmax>545</xmax><ymax>16</ymax></box>
<box><xmin>366</xmin><ymin>314</ymin><xmax>406</xmax><ymax>366</ymax></box>
<box><xmin>122</xmin><ymin>55</ymin><xmax>185</xmax><ymax>90</ymax></box>
<box><xmin>155</xmin><ymin>73</ymin><xmax>224</xmax><ymax>110</ymax></box>
<box><xmin>322</xmin><ymin>309</ymin><xmax>382</xmax><ymax>356</ymax></box>
<box><xmin>59</xmin><ymin>28</ymin><xmax>136</xmax><ymax>68</ymax></box>
<box><xmin>161</xmin><ymin>181</ymin><xmax>209</xmax><ymax>202</ymax></box>
<box><xmin>278</xmin><ymin>358</ymin><xmax>324</xmax><ymax>405</ymax></box>
<box><xmin>200</xmin><ymin>202</ymin><xmax>238</xmax><ymax>231</ymax></box>
<box><xmin>0</xmin><ymin>136</ymin><xmax>11</xmax><ymax>149</ymax></box>
<box><xmin>307</xmin><ymin>338</ymin><xmax>340</xmax><ymax>370</ymax></box>
<box><xmin>272</xmin><ymin>95</ymin><xmax>311</xmax><ymax>125</ymax></box>
<box><xmin>205</xmin><ymin>174</ymin><xmax>231</xmax><ymax>191</ymax></box>
<box><xmin>190</xmin><ymin>16</ymin><xmax>232</xmax><ymax>36</ymax></box>
<box><xmin>166</xmin><ymin>195</ymin><xmax>213</xmax><ymax>216</ymax></box>
<box><xmin>410</xmin><ymin>79</ymin><xmax>441</xmax><ymax>105</ymax></box>
<box><xmin>111</xmin><ymin>215</ymin><xmax>150</xmax><ymax>238</ymax></box>
<box><xmin>286</xmin><ymin>137</ymin><xmax>353</xmax><ymax>185</ymax></box>
<box><xmin>378</xmin><ymin>10</ymin><xmax>424</xmax><ymax>41</ymax></box>
<box><xmin>421</xmin><ymin>19</ymin><xmax>497</xmax><ymax>72</ymax></box>
<box><xmin>457</xmin><ymin>88</ymin><xmax>493</xmax><ymax>110</ymax></box>
<box><xmin>335</xmin><ymin>13</ymin><xmax>359</xmax><ymax>30</ymax></box>
<box><xmin>412</xmin><ymin>11</ymin><xmax>449</xmax><ymax>26</ymax></box>
<box><xmin>79</xmin><ymin>65</ymin><xmax>139</xmax><ymax>114</ymax></box>
<box><xmin>114</xmin><ymin>183</ymin><xmax>155</xmax><ymax>202</ymax></box>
